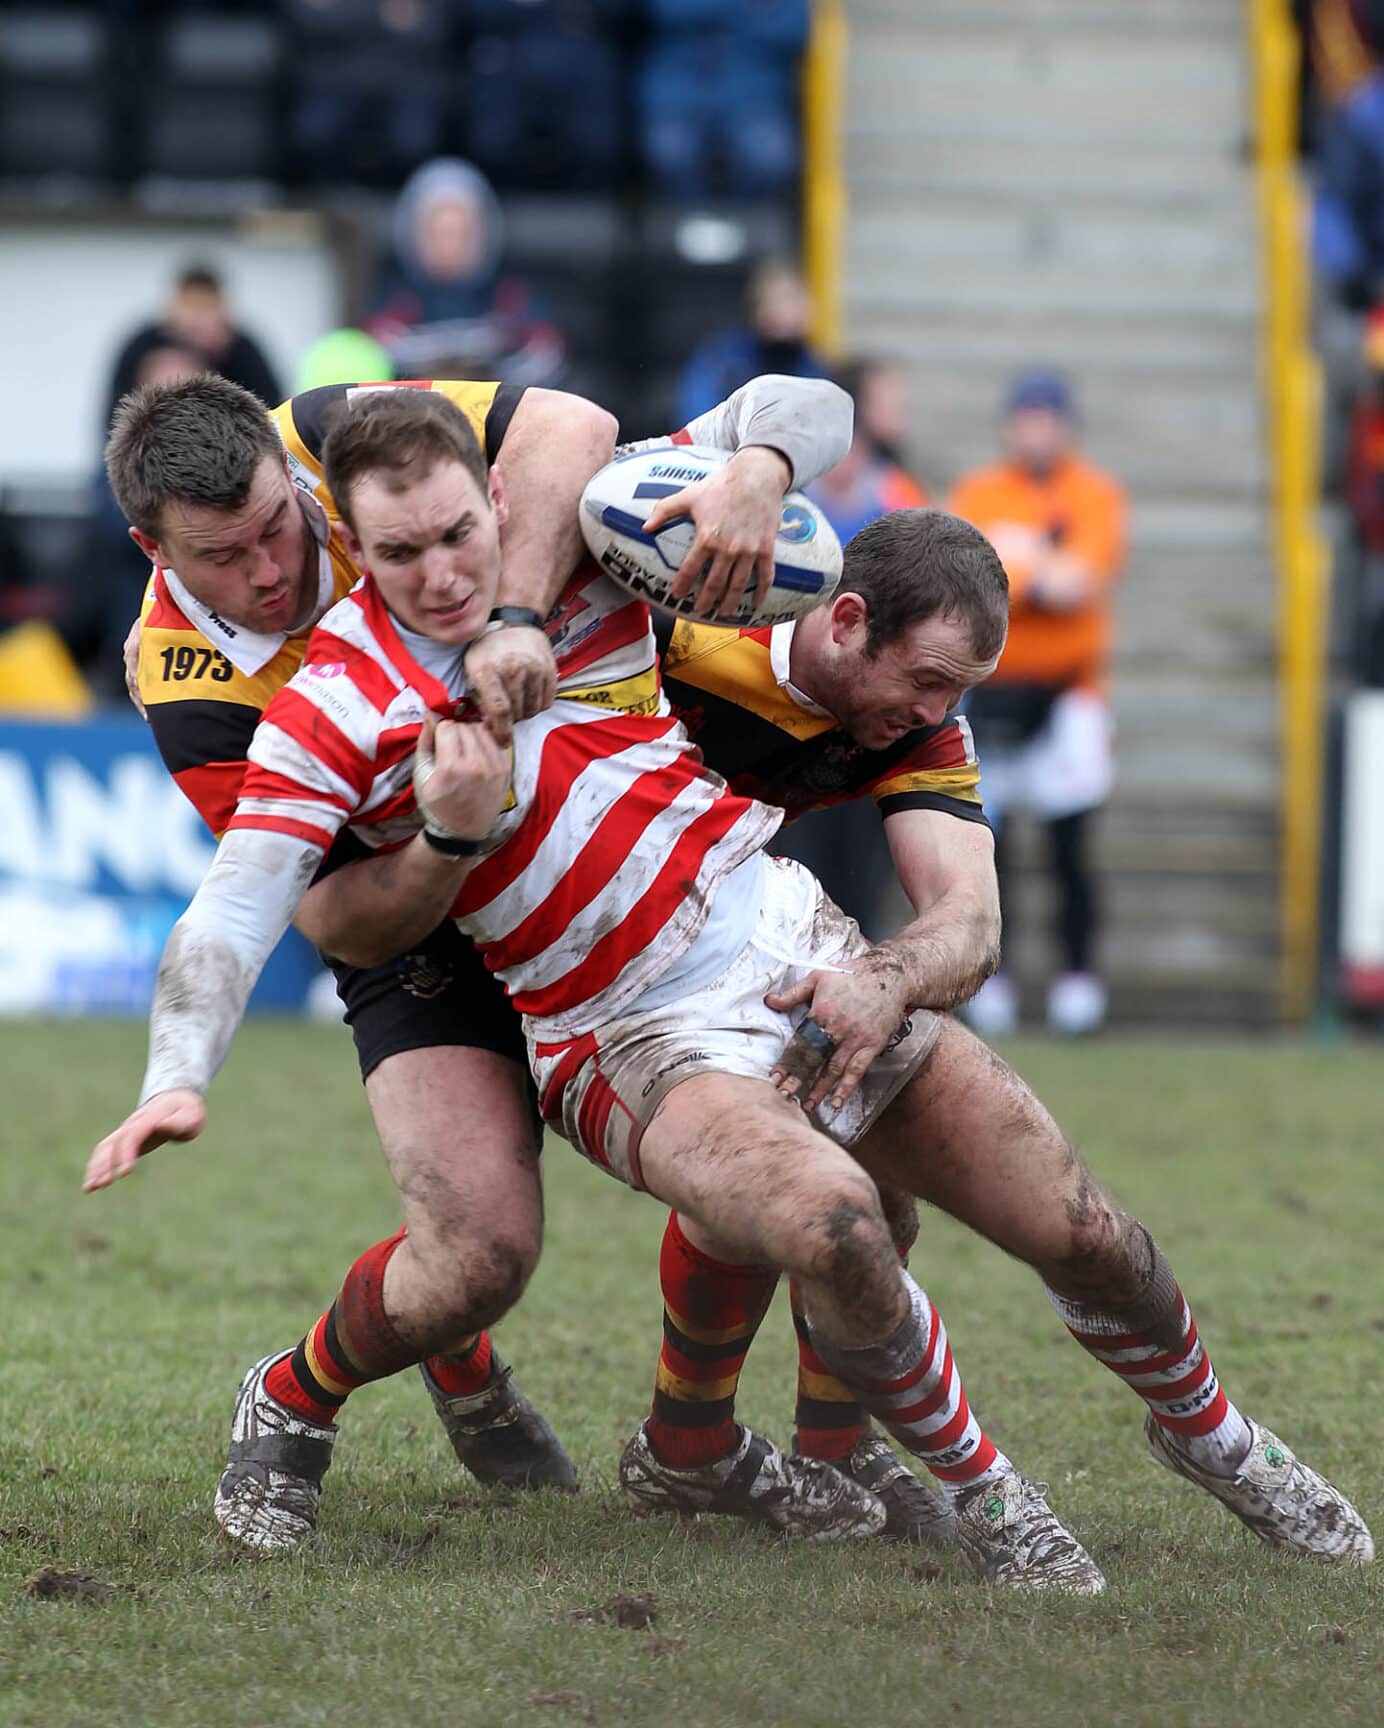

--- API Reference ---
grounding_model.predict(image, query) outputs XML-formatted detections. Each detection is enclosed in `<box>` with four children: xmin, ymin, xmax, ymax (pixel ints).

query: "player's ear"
<box><xmin>829</xmin><ymin>590</ymin><xmax>869</xmax><ymax>646</ymax></box>
<box><xmin>340</xmin><ymin>521</ymin><xmax>366</xmax><ymax>565</ymax></box>
<box><xmin>488</xmin><ymin>463</ymin><xmax>509</xmax><ymax>529</ymax></box>
<box><xmin>129</xmin><ymin>525</ymin><xmax>161</xmax><ymax>566</ymax></box>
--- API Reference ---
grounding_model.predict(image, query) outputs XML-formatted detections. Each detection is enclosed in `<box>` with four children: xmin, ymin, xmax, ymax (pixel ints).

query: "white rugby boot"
<box><xmin>954</xmin><ymin>1469</ymin><xmax>1106</xmax><ymax>1593</ymax></box>
<box><xmin>1146</xmin><ymin>1415</ymin><xmax>1374</xmax><ymax>1564</ymax></box>
<box><xmin>619</xmin><ymin>1423</ymin><xmax>887</xmax><ymax>1541</ymax></box>
<box><xmin>962</xmin><ymin>973</ymin><xmax>1019</xmax><ymax>1039</ymax></box>
<box><xmin>214</xmin><ymin>1352</ymin><xmax>337</xmax><ymax>1552</ymax></box>
<box><xmin>1046</xmin><ymin>971</ymin><xmax>1107</xmax><ymax>1036</ymax></box>
<box><xmin>841</xmin><ymin>1434</ymin><xmax>957</xmax><ymax>1548</ymax></box>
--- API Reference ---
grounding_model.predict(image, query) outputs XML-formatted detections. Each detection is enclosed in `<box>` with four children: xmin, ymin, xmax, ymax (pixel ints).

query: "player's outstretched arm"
<box><xmin>769</xmin><ymin>812</ymin><xmax>1000</xmax><ymax>1114</ymax></box>
<box><xmin>466</xmin><ymin>389</ymin><xmax>619</xmax><ymax>742</ymax></box>
<box><xmin>640</xmin><ymin>374</ymin><xmax>853</xmax><ymax>618</ymax></box>
<box><xmin>81</xmin><ymin>829</ymin><xmax>322</xmax><ymax>1191</ymax></box>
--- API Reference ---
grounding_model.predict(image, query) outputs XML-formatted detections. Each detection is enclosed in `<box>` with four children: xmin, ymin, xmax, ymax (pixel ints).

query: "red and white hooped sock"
<box><xmin>1047</xmin><ymin>1281</ymin><xmax>1252</xmax><ymax>1476</ymax></box>
<box><xmin>808</xmin><ymin>1271</ymin><xmax>1009</xmax><ymax>1494</ymax></box>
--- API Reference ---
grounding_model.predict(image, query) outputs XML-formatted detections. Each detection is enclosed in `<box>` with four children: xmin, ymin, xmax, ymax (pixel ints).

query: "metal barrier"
<box><xmin>1249</xmin><ymin>0</ymin><xmax>1330</xmax><ymax>1021</ymax></box>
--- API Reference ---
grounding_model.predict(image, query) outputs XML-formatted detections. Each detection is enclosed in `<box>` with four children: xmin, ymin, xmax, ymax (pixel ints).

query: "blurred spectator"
<box><xmin>1314</xmin><ymin>65</ymin><xmax>1384</xmax><ymax>311</ymax></box>
<box><xmin>462</xmin><ymin>0</ymin><xmax>624</xmax><ymax>191</ymax></box>
<box><xmin>806</xmin><ymin>361</ymin><xmax>928</xmax><ymax>546</ymax></box>
<box><xmin>678</xmin><ymin>256</ymin><xmax>828</xmax><ymax>424</ymax></box>
<box><xmin>774</xmin><ymin>361</ymin><xmax>927</xmax><ymax>938</ymax></box>
<box><xmin>1344</xmin><ymin>306</ymin><xmax>1384</xmax><ymax>678</ymax></box>
<box><xmin>850</xmin><ymin>357</ymin><xmax>917</xmax><ymax>468</ymax></box>
<box><xmin>948</xmin><ymin>370</ymin><xmax>1128</xmax><ymax>1037</ymax></box>
<box><xmin>282</xmin><ymin>0</ymin><xmax>448</xmax><ymax>187</ymax></box>
<box><xmin>88</xmin><ymin>342</ymin><xmax>211</xmax><ymax>698</ymax></box>
<box><xmin>103</xmin><ymin>265</ymin><xmax>281</xmax><ymax>433</ymax></box>
<box><xmin>366</xmin><ymin>156</ymin><xmax>565</xmax><ymax>383</ymax></box>
<box><xmin>295</xmin><ymin>327</ymin><xmax>395</xmax><ymax>394</ymax></box>
<box><xmin>639</xmin><ymin>0</ymin><xmax>808</xmax><ymax>201</ymax></box>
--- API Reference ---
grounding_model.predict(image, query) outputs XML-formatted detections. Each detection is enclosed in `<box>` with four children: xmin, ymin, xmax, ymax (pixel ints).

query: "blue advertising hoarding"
<box><xmin>0</xmin><ymin>713</ymin><xmax>323</xmax><ymax>1015</ymax></box>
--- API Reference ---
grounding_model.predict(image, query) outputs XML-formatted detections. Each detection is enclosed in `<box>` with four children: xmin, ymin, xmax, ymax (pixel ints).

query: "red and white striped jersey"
<box><xmin>231</xmin><ymin>563</ymin><xmax>781</xmax><ymax>1039</ymax></box>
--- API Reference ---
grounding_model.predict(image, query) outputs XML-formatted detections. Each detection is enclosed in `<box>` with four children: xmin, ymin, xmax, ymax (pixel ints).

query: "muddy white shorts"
<box><xmin>527</xmin><ymin>854</ymin><xmax>942</xmax><ymax>1188</ymax></box>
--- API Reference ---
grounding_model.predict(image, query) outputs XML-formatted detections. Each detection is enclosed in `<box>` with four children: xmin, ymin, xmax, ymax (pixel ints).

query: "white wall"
<box><xmin>0</xmin><ymin>216</ymin><xmax>340</xmax><ymax>489</ymax></box>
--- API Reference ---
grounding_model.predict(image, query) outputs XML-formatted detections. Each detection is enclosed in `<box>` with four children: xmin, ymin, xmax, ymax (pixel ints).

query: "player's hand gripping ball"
<box><xmin>579</xmin><ymin>445</ymin><xmax>842</xmax><ymax>627</ymax></box>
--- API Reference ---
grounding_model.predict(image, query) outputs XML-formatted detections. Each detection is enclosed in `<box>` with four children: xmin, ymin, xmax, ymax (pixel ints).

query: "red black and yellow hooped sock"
<box><xmin>790</xmin><ymin>1280</ymin><xmax>870</xmax><ymax>1463</ymax></box>
<box><xmin>645</xmin><ymin>1212</ymin><xmax>778</xmax><ymax>1470</ymax></box>
<box><xmin>265</xmin><ymin>1227</ymin><xmax>417</xmax><ymax>1424</ymax></box>
<box><xmin>423</xmin><ymin>1331</ymin><xmax>495</xmax><ymax>1398</ymax></box>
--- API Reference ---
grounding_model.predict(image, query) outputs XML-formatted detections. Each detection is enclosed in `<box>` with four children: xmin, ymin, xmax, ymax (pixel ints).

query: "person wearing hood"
<box><xmin>366</xmin><ymin>158</ymin><xmax>550</xmax><ymax>350</ymax></box>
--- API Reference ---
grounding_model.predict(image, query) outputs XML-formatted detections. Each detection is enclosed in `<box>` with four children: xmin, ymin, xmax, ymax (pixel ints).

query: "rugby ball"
<box><xmin>579</xmin><ymin>444</ymin><xmax>842</xmax><ymax>627</ymax></box>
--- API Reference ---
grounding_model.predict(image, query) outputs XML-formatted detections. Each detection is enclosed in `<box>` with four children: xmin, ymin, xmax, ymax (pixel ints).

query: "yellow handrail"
<box><xmin>803</xmin><ymin>0</ymin><xmax>847</xmax><ymax>357</ymax></box>
<box><xmin>1249</xmin><ymin>0</ymin><xmax>1329</xmax><ymax>1021</ymax></box>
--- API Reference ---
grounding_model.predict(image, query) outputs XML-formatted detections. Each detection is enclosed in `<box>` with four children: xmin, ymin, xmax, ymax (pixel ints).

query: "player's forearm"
<box><xmin>682</xmin><ymin>375</ymin><xmax>853</xmax><ymax>488</ymax></box>
<box><xmin>295</xmin><ymin>834</ymin><xmax>468</xmax><ymax>968</ymax></box>
<box><xmin>494</xmin><ymin>388</ymin><xmax>619</xmax><ymax>615</ymax></box>
<box><xmin>140</xmin><ymin>833</ymin><xmax>320</xmax><ymax>1102</ymax></box>
<box><xmin>878</xmin><ymin>882</ymin><xmax>1002</xmax><ymax>1013</ymax></box>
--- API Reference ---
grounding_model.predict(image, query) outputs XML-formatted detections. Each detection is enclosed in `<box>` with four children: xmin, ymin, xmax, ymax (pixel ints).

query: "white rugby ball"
<box><xmin>579</xmin><ymin>443</ymin><xmax>842</xmax><ymax>627</ymax></box>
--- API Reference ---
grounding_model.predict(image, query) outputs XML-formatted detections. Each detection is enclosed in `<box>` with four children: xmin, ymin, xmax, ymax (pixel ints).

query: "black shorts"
<box><xmin>324</xmin><ymin>920</ymin><xmax>529</xmax><ymax>1083</ymax></box>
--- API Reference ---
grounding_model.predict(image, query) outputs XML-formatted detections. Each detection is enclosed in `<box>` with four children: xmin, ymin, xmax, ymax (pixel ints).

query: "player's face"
<box><xmin>833</xmin><ymin>609</ymin><xmax>1000</xmax><ymax>749</ymax></box>
<box><xmin>138</xmin><ymin>455</ymin><xmax>317</xmax><ymax>635</ymax></box>
<box><xmin>1006</xmin><ymin>407</ymin><xmax>1071</xmax><ymax>476</ymax></box>
<box><xmin>347</xmin><ymin>457</ymin><xmax>506</xmax><ymax>645</ymax></box>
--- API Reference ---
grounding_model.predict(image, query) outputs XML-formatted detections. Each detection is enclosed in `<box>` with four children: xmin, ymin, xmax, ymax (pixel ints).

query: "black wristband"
<box><xmin>484</xmin><ymin>605</ymin><xmax>546</xmax><ymax>632</ymax></box>
<box><xmin>421</xmin><ymin>826</ymin><xmax>485</xmax><ymax>858</ymax></box>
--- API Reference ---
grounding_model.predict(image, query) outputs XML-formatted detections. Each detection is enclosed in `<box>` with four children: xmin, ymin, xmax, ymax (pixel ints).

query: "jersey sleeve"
<box><xmin>137</xmin><ymin>585</ymin><xmax>258</xmax><ymax>837</ymax></box>
<box><xmin>146</xmin><ymin>696</ymin><xmax>260</xmax><ymax>839</ymax></box>
<box><xmin>868</xmin><ymin>715</ymin><xmax>989</xmax><ymax>826</ymax></box>
<box><xmin>229</xmin><ymin>665</ymin><xmax>380</xmax><ymax>854</ymax></box>
<box><xmin>271</xmin><ymin>380</ymin><xmax>518</xmax><ymax>522</ymax></box>
<box><xmin>673</xmin><ymin>375</ymin><xmax>853</xmax><ymax>489</ymax></box>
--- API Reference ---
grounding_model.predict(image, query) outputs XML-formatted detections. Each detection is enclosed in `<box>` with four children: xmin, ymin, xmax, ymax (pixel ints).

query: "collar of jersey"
<box><xmin>161</xmin><ymin>518</ymin><xmax>337</xmax><ymax>679</ymax></box>
<box><xmin>769</xmin><ymin>619</ymin><xmax>832</xmax><ymax>716</ymax></box>
<box><xmin>393</xmin><ymin>618</ymin><xmax>468</xmax><ymax>697</ymax></box>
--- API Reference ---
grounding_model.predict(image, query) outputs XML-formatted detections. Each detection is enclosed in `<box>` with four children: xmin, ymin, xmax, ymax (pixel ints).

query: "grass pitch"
<box><xmin>1</xmin><ymin>1021</ymin><xmax>1382</xmax><ymax>1728</ymax></box>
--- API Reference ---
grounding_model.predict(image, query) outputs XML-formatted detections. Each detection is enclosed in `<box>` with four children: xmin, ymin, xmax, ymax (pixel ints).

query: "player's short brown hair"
<box><xmin>842</xmin><ymin>509</ymin><xmax>1009</xmax><ymax>662</ymax></box>
<box><xmin>322</xmin><ymin>389</ymin><xmax>490</xmax><ymax>534</ymax></box>
<box><xmin>104</xmin><ymin>373</ymin><xmax>281</xmax><ymax>538</ymax></box>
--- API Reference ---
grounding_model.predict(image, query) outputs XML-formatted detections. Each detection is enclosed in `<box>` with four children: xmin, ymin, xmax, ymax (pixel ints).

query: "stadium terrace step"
<box><xmin>845</xmin><ymin>0</ymin><xmax>1279</xmax><ymax>1026</ymax></box>
<box><xmin>851</xmin><ymin>310</ymin><xmax>1259</xmax><ymax>382</ymax></box>
<box><xmin>848</xmin><ymin>139</ymin><xmax>1250</xmax><ymax>205</ymax></box>
<box><xmin>849</xmin><ymin>0</ymin><xmax>1244</xmax><ymax>34</ymax></box>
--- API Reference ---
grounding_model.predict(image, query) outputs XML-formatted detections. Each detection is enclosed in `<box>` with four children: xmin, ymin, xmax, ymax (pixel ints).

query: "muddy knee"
<box><xmin>800</xmin><ymin>1179</ymin><xmax>900</xmax><ymax>1335</ymax></box>
<box><xmin>1048</xmin><ymin>1192</ymin><xmax>1165</xmax><ymax>1309</ymax></box>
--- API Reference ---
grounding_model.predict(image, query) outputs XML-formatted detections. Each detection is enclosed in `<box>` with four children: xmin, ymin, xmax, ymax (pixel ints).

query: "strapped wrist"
<box><xmin>420</xmin><ymin>825</ymin><xmax>485</xmax><ymax>859</ymax></box>
<box><xmin>465</xmin><ymin>606</ymin><xmax>546</xmax><ymax>651</ymax></box>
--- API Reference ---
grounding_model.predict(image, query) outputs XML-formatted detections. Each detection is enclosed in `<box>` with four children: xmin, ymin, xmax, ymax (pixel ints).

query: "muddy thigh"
<box><xmin>850</xmin><ymin>1017</ymin><xmax>1137</xmax><ymax>1293</ymax></box>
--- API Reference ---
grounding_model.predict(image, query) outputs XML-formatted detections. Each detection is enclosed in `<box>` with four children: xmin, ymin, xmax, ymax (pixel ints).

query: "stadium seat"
<box><xmin>139</xmin><ymin>13</ymin><xmax>282</xmax><ymax>182</ymax></box>
<box><xmin>0</xmin><ymin>9</ymin><xmax>116</xmax><ymax>183</ymax></box>
<box><xmin>466</xmin><ymin>0</ymin><xmax>634</xmax><ymax>28</ymax></box>
<box><xmin>462</xmin><ymin>27</ymin><xmax>625</xmax><ymax>191</ymax></box>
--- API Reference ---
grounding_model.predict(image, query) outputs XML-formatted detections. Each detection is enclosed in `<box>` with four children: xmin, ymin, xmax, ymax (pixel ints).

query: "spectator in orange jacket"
<box><xmin>948</xmin><ymin>369</ymin><xmax>1128</xmax><ymax>1037</ymax></box>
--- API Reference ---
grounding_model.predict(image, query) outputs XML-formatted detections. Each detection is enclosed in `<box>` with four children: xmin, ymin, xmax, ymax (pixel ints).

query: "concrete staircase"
<box><xmin>843</xmin><ymin>0</ymin><xmax>1281</xmax><ymax>1025</ymax></box>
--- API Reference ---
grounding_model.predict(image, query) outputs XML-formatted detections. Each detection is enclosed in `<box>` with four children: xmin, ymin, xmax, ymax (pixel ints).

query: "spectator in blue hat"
<box><xmin>948</xmin><ymin>369</ymin><xmax>1129</xmax><ymax>1037</ymax></box>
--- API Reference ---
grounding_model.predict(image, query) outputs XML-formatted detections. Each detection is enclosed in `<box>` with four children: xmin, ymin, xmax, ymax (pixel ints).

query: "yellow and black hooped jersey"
<box><xmin>138</xmin><ymin>379</ymin><xmax>521</xmax><ymax>836</ymax></box>
<box><xmin>657</xmin><ymin>617</ymin><xmax>988</xmax><ymax>828</ymax></box>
